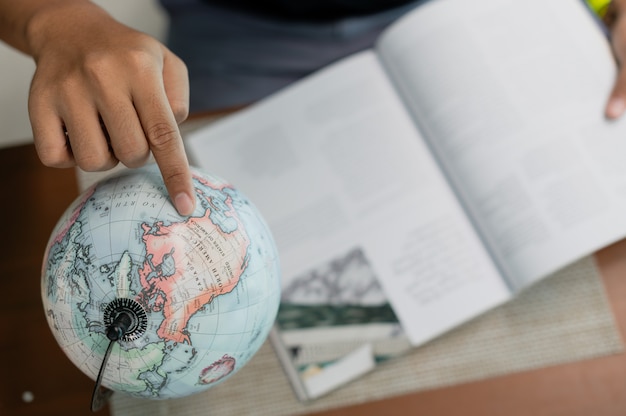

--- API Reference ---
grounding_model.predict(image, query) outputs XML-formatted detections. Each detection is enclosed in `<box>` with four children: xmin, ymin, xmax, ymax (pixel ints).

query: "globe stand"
<box><xmin>91</xmin><ymin>298</ymin><xmax>148</xmax><ymax>412</ymax></box>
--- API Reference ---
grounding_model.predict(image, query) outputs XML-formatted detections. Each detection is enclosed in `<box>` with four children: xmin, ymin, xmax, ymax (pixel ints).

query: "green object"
<box><xmin>587</xmin><ymin>0</ymin><xmax>611</xmax><ymax>17</ymax></box>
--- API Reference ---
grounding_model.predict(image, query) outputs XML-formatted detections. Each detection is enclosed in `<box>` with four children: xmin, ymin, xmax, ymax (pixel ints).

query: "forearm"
<box><xmin>0</xmin><ymin>0</ymin><xmax>100</xmax><ymax>56</ymax></box>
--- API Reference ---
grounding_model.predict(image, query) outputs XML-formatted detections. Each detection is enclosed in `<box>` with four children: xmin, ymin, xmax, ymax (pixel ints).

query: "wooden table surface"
<box><xmin>2</xmin><ymin>143</ymin><xmax>626</xmax><ymax>416</ymax></box>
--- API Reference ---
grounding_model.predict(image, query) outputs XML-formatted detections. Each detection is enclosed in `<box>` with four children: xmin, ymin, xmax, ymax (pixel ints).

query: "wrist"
<box><xmin>25</xmin><ymin>0</ymin><xmax>107</xmax><ymax>59</ymax></box>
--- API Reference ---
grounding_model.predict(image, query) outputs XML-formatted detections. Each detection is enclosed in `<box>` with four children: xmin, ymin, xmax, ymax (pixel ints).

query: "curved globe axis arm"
<box><xmin>91</xmin><ymin>298</ymin><xmax>148</xmax><ymax>412</ymax></box>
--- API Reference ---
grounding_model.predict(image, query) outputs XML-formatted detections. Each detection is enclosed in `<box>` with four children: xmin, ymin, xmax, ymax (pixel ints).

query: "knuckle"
<box><xmin>77</xmin><ymin>159</ymin><xmax>103</xmax><ymax>172</ymax></box>
<box><xmin>146</xmin><ymin>122</ymin><xmax>180</xmax><ymax>150</ymax></box>
<box><xmin>126</xmin><ymin>47</ymin><xmax>157</xmax><ymax>70</ymax></box>
<box><xmin>82</xmin><ymin>46</ymin><xmax>155</xmax><ymax>88</ymax></box>
<box><xmin>38</xmin><ymin>150</ymin><xmax>72</xmax><ymax>168</ymax></box>
<box><xmin>82</xmin><ymin>54</ymin><xmax>114</xmax><ymax>88</ymax></box>
<box><xmin>76</xmin><ymin>153</ymin><xmax>117</xmax><ymax>172</ymax></box>
<box><xmin>163</xmin><ymin>168</ymin><xmax>189</xmax><ymax>187</ymax></box>
<box><xmin>114</xmin><ymin>146</ymin><xmax>150</xmax><ymax>169</ymax></box>
<box><xmin>29</xmin><ymin>72</ymin><xmax>70</xmax><ymax>108</ymax></box>
<box><xmin>35</xmin><ymin>140</ymin><xmax>72</xmax><ymax>168</ymax></box>
<box><xmin>38</xmin><ymin>150</ymin><xmax>57</xmax><ymax>167</ymax></box>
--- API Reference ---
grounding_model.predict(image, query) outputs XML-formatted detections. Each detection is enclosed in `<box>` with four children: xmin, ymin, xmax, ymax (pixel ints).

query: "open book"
<box><xmin>186</xmin><ymin>0</ymin><xmax>626</xmax><ymax>400</ymax></box>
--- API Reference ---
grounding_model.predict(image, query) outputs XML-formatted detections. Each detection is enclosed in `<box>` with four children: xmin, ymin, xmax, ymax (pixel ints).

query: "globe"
<box><xmin>41</xmin><ymin>164</ymin><xmax>281</xmax><ymax>402</ymax></box>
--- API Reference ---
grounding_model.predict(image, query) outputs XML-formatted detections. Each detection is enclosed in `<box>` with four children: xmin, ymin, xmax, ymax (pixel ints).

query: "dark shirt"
<box><xmin>160</xmin><ymin>0</ymin><xmax>416</xmax><ymax>21</ymax></box>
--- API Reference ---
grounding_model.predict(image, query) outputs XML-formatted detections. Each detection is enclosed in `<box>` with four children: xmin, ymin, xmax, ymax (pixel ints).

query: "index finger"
<box><xmin>133</xmin><ymin>77</ymin><xmax>195</xmax><ymax>216</ymax></box>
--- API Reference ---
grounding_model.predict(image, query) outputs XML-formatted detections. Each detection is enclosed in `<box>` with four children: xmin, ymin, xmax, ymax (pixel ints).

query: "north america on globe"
<box><xmin>41</xmin><ymin>165</ymin><xmax>281</xmax><ymax>399</ymax></box>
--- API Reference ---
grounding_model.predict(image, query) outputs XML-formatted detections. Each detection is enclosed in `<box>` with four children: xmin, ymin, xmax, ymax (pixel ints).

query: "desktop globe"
<box><xmin>41</xmin><ymin>165</ymin><xmax>280</xmax><ymax>408</ymax></box>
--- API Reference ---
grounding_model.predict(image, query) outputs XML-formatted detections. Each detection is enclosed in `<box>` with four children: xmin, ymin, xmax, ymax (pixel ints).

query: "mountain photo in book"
<box><xmin>185</xmin><ymin>0</ymin><xmax>626</xmax><ymax>400</ymax></box>
<box><xmin>270</xmin><ymin>247</ymin><xmax>410</xmax><ymax>400</ymax></box>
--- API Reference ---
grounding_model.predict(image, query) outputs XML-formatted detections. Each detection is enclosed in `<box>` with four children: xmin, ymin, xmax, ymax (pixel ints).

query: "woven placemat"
<box><xmin>109</xmin><ymin>256</ymin><xmax>623</xmax><ymax>415</ymax></box>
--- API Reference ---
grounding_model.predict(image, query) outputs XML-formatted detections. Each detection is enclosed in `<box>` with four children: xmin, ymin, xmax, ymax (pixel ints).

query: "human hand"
<box><xmin>26</xmin><ymin>2</ymin><xmax>195</xmax><ymax>215</ymax></box>
<box><xmin>605</xmin><ymin>1</ymin><xmax>626</xmax><ymax>119</ymax></box>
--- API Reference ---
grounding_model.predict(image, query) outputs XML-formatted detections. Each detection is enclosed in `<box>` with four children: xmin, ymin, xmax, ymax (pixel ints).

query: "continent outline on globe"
<box><xmin>41</xmin><ymin>165</ymin><xmax>281</xmax><ymax>399</ymax></box>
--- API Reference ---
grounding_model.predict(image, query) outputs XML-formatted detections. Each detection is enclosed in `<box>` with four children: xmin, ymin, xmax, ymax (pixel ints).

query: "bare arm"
<box><xmin>604</xmin><ymin>0</ymin><xmax>626</xmax><ymax>118</ymax></box>
<box><xmin>0</xmin><ymin>0</ymin><xmax>195</xmax><ymax>215</ymax></box>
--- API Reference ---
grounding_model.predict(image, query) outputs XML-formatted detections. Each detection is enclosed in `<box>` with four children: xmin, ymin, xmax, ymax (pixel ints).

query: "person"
<box><xmin>0</xmin><ymin>0</ymin><xmax>194</xmax><ymax>215</ymax></box>
<box><xmin>160</xmin><ymin>0</ymin><xmax>424</xmax><ymax>112</ymax></box>
<box><xmin>1</xmin><ymin>0</ymin><xmax>626</xmax><ymax>216</ymax></box>
<box><xmin>606</xmin><ymin>0</ymin><xmax>626</xmax><ymax>117</ymax></box>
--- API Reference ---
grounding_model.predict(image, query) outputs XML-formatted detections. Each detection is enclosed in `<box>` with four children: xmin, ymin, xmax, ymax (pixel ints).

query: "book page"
<box><xmin>377</xmin><ymin>0</ymin><xmax>626</xmax><ymax>289</ymax></box>
<box><xmin>185</xmin><ymin>51</ymin><xmax>510</xmax><ymax>346</ymax></box>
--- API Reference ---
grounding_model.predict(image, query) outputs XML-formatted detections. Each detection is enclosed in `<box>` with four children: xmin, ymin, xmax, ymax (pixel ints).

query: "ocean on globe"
<box><xmin>41</xmin><ymin>164</ymin><xmax>281</xmax><ymax>399</ymax></box>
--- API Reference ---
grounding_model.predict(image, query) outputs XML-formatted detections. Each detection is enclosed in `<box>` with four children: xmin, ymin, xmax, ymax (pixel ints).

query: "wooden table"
<box><xmin>2</xmin><ymin>143</ymin><xmax>626</xmax><ymax>416</ymax></box>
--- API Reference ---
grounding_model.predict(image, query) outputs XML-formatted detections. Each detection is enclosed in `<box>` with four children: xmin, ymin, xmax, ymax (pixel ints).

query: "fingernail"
<box><xmin>607</xmin><ymin>97</ymin><xmax>626</xmax><ymax>119</ymax></box>
<box><xmin>174</xmin><ymin>193</ymin><xmax>195</xmax><ymax>216</ymax></box>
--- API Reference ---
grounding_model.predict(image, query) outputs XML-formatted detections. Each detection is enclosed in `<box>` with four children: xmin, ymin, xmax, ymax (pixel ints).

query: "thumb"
<box><xmin>606</xmin><ymin>74</ymin><xmax>626</xmax><ymax>119</ymax></box>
